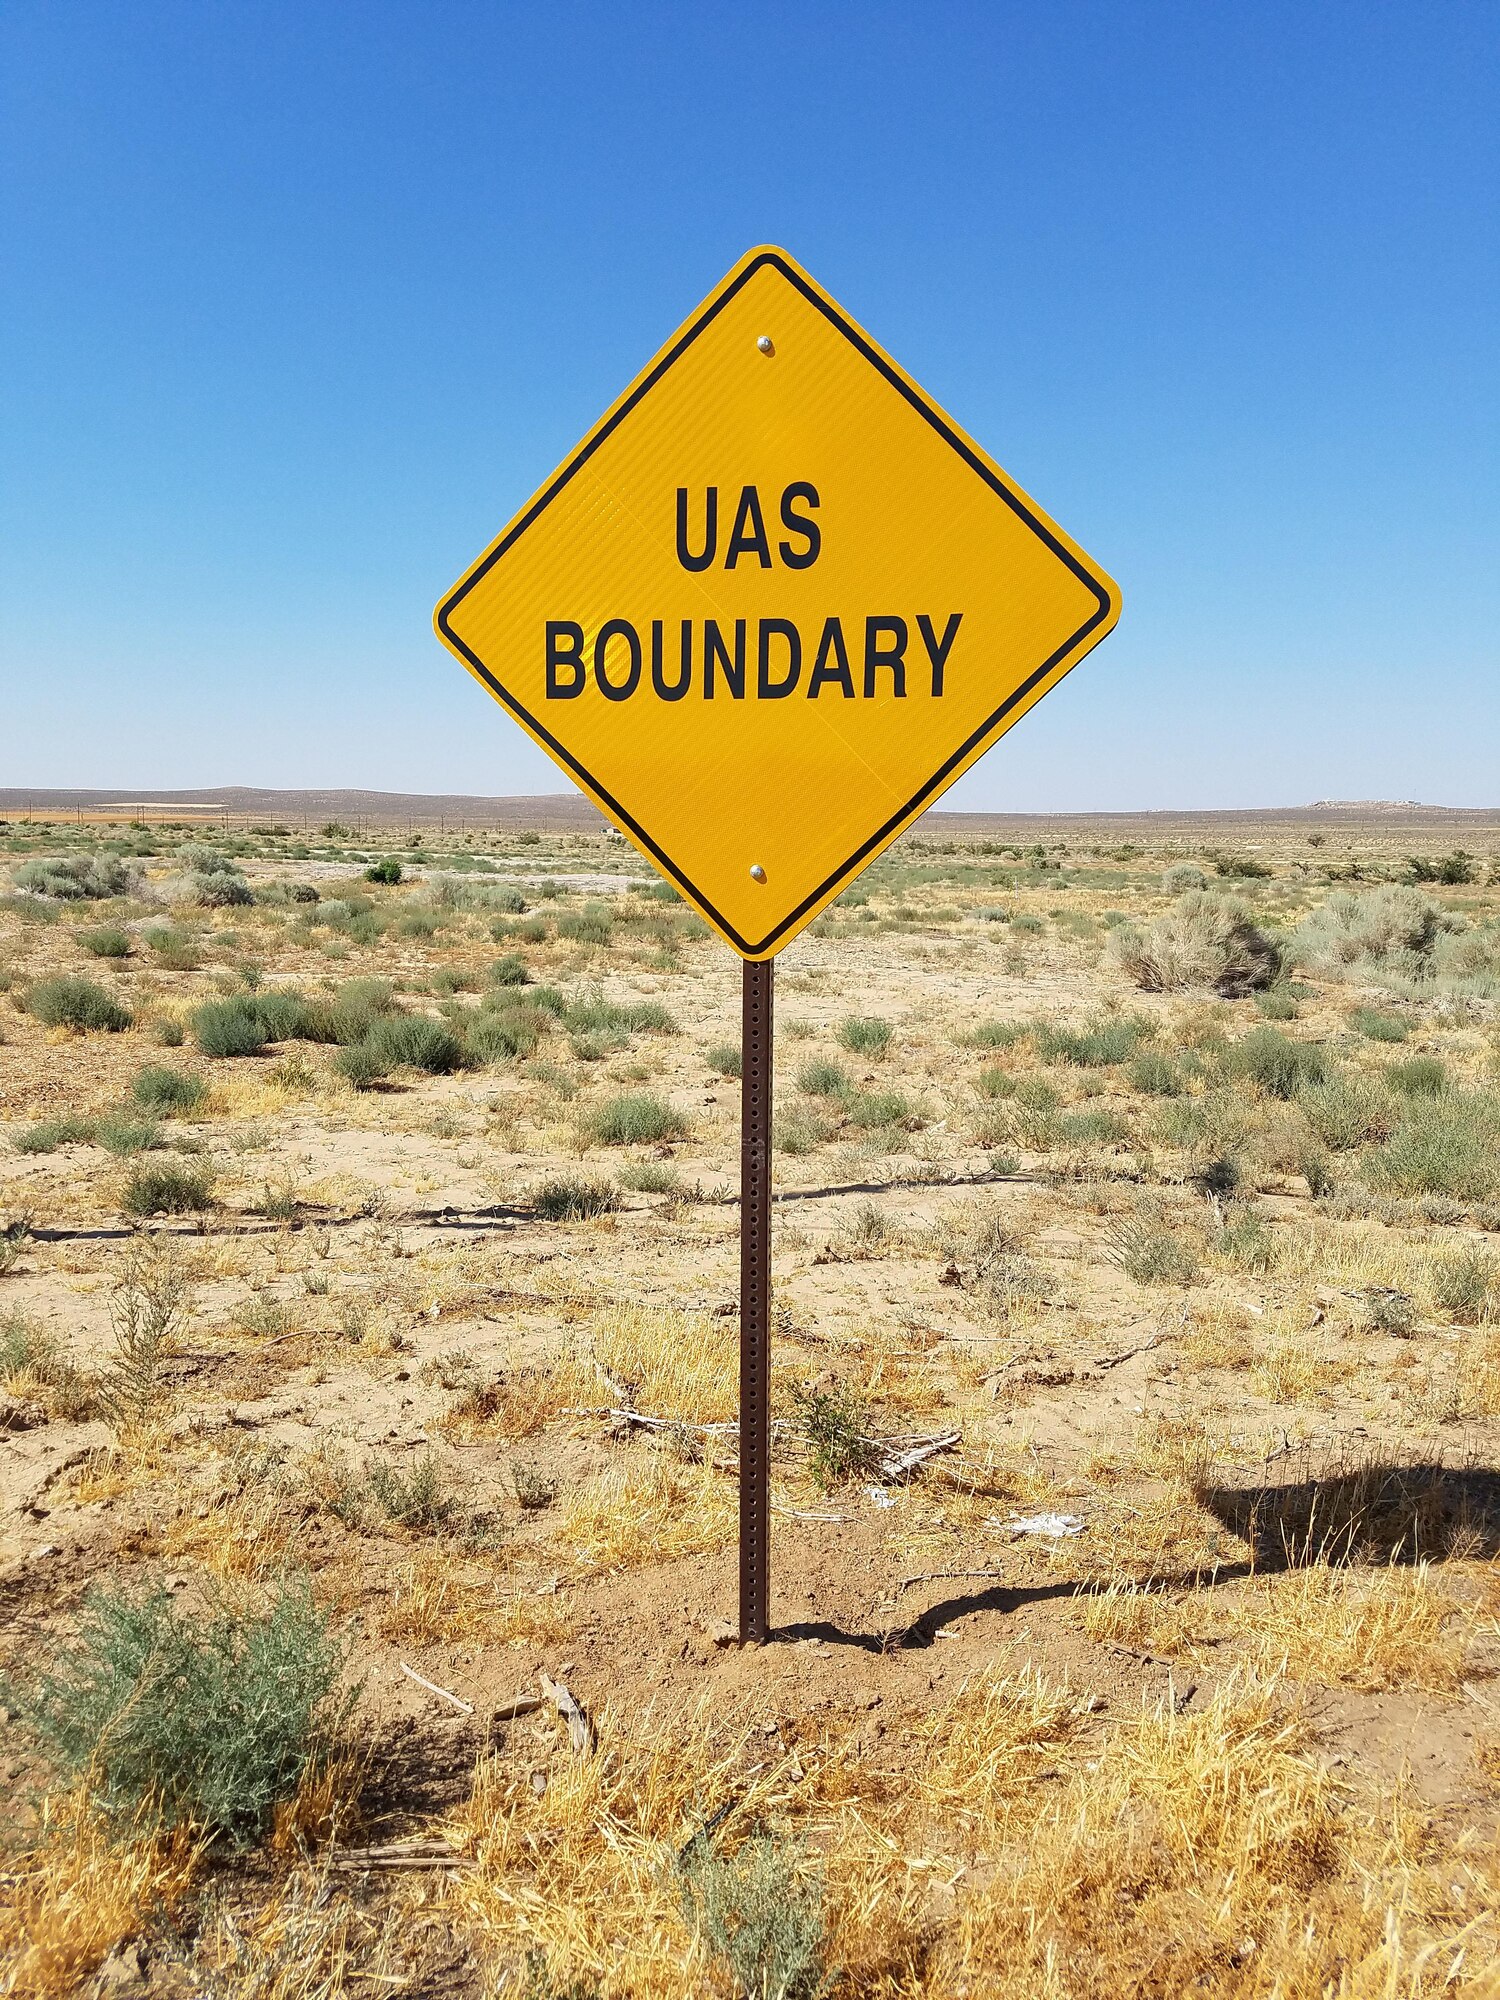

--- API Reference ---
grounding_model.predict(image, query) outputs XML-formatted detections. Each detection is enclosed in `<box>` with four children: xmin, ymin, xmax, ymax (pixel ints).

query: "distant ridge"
<box><xmin>1</xmin><ymin>786</ymin><xmax>1498</xmax><ymax>838</ymax></box>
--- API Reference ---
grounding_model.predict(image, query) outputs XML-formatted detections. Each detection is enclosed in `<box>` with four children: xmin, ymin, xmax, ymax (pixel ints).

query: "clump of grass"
<box><xmin>1386</xmin><ymin>1055</ymin><xmax>1447</xmax><ymax>1097</ymax></box>
<box><xmin>1430</xmin><ymin>1248</ymin><xmax>1496</xmax><ymax>1324</ymax></box>
<box><xmin>364</xmin><ymin>1014</ymin><xmax>467</xmax><ymax>1075</ymax></box>
<box><xmin>79</xmin><ymin>926</ymin><xmax>131</xmax><ymax>958</ymax></box>
<box><xmin>10</xmin><ymin>1578</ymin><xmax>350</xmax><ymax>1844</ymax></box>
<box><xmin>1110</xmin><ymin>892</ymin><xmax>1281</xmax><ymax>996</ymax></box>
<box><xmin>1227</xmin><ymin>1026</ymin><xmax>1327</xmax><ymax>1099</ymax></box>
<box><xmin>0</xmin><ymin>1311</ymin><xmax>93</xmax><ymax>1418</ymax></box>
<box><xmin>533</xmin><ymin>1176</ymin><xmax>618</xmax><ymax>1220</ymax></box>
<box><xmin>1105</xmin><ymin>1214</ymin><xmax>1200</xmax><ymax>1286</ymax></box>
<box><xmin>790</xmin><ymin>1381</ymin><xmax>879</xmax><ymax>1491</ymax></box>
<box><xmin>131</xmin><ymin>1065</ymin><xmax>206</xmax><ymax>1115</ymax></box>
<box><xmin>797</xmin><ymin>1057</ymin><xmax>849</xmax><ymax>1097</ymax></box>
<box><xmin>680</xmin><ymin>1834</ymin><xmax>829</xmax><ymax>2000</ymax></box>
<box><xmin>706</xmin><ymin>1041</ymin><xmax>742</xmax><ymax>1079</ymax></box>
<box><xmin>962</xmin><ymin>1019</ymin><xmax>1026</xmax><ymax>1048</ymax></box>
<box><xmin>1350</xmin><ymin>1006</ymin><xmax>1410</xmax><ymax>1042</ymax></box>
<box><xmin>1255</xmin><ymin>987</ymin><xmax>1299</xmax><ymax>1020</ymax></box>
<box><xmin>773</xmin><ymin>1108</ymin><xmax>831</xmax><ymax>1155</ymax></box>
<box><xmin>616</xmin><ymin>1160</ymin><xmax>681</xmax><ymax>1195</ymax></box>
<box><xmin>1034</xmin><ymin>1014</ymin><xmax>1152</xmax><ymax>1066</ymax></box>
<box><xmin>837</xmin><ymin>1016</ymin><xmax>892</xmax><ymax>1057</ymax></box>
<box><xmin>512</xmin><ymin>1462</ymin><xmax>557</xmax><ymax>1510</ymax></box>
<box><xmin>557</xmin><ymin>905</ymin><xmax>614</xmax><ymax>945</ymax></box>
<box><xmin>26</xmin><ymin>975</ymin><xmax>132</xmax><ymax>1033</ymax></box>
<box><xmin>841</xmin><ymin>1088</ymin><xmax>918</xmax><ymax>1132</ymax></box>
<box><xmin>121</xmin><ymin>1158</ymin><xmax>216</xmax><ymax>1217</ymax></box>
<box><xmin>1215</xmin><ymin>1212</ymin><xmax>1277</xmax><ymax>1273</ymax></box>
<box><xmin>101</xmin><ymin>1240</ymin><xmax>190</xmax><ymax>1427</ymax></box>
<box><xmin>580</xmin><ymin>1092</ymin><xmax>687</xmax><ymax>1147</ymax></box>
<box><xmin>145</xmin><ymin>926</ymin><xmax>202</xmax><ymax>971</ymax></box>
<box><xmin>563</xmin><ymin>993</ymin><xmax>678</xmax><ymax>1038</ymax></box>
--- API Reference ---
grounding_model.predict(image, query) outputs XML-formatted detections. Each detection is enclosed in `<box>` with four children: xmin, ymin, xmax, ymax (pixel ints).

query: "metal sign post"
<box><xmin>738</xmin><ymin>958</ymin><xmax>773</xmax><ymax>1643</ymax></box>
<box><xmin>432</xmin><ymin>243</ymin><xmax>1120</xmax><ymax>1653</ymax></box>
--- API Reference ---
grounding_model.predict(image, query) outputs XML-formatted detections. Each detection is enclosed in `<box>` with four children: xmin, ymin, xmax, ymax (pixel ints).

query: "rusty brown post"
<box><xmin>739</xmin><ymin>957</ymin><xmax>773</xmax><ymax>1643</ymax></box>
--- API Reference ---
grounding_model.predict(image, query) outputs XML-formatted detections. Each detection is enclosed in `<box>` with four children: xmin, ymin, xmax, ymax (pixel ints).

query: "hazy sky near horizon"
<box><xmin>2</xmin><ymin>2</ymin><xmax>1497</xmax><ymax>810</ymax></box>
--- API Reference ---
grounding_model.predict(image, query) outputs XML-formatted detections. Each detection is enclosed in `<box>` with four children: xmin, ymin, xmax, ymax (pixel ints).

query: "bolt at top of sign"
<box><xmin>434</xmin><ymin>245</ymin><xmax>1119</xmax><ymax>960</ymax></box>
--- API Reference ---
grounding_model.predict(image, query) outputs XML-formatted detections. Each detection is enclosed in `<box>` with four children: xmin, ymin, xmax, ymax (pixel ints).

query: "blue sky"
<box><xmin>2</xmin><ymin>2</ymin><xmax>1496</xmax><ymax>809</ymax></box>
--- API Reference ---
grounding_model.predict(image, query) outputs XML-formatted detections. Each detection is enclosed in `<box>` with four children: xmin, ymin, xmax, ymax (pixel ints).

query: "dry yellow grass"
<box><xmin>1240</xmin><ymin>1561</ymin><xmax>1474</xmax><ymax>1692</ymax></box>
<box><xmin>560</xmin><ymin>1453</ymin><xmax>737</xmax><ymax>1574</ymax></box>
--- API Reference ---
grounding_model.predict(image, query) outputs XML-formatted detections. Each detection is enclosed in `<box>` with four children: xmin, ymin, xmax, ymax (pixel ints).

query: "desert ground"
<box><xmin>3</xmin><ymin>802</ymin><xmax>1500</xmax><ymax>1998</ymax></box>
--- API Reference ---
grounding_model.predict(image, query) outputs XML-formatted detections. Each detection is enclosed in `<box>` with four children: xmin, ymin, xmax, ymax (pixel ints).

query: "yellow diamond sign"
<box><xmin>435</xmin><ymin>246</ymin><xmax>1119</xmax><ymax>958</ymax></box>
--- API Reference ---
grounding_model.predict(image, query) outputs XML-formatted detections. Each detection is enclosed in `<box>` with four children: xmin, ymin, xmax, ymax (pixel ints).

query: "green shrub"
<box><xmin>797</xmin><ymin>1058</ymin><xmax>850</xmax><ymax>1098</ymax></box>
<box><xmin>489</xmin><ymin>953</ymin><xmax>532</xmax><ymax>987</ymax></box>
<box><xmin>121</xmin><ymin>1159</ymin><xmax>216</xmax><ymax>1216</ymax></box>
<box><xmin>1350</xmin><ymin>1007</ymin><xmax>1410</xmax><ymax>1043</ymax></box>
<box><xmin>13</xmin><ymin>1115</ymin><xmax>96</xmax><ymax>1154</ymax></box>
<box><xmin>581</xmin><ymin>1093</ymin><xmax>687</xmax><ymax>1147</ymax></box>
<box><xmin>1227</xmin><ymin>1027</ymin><xmax>1327</xmax><ymax>1099</ymax></box>
<box><xmin>706</xmin><ymin>1041</ymin><xmax>742</xmax><ymax>1079</ymax></box>
<box><xmin>513</xmin><ymin>917</ymin><xmax>551</xmax><ymax>944</ymax></box>
<box><xmin>193</xmin><ymin>870</ymin><xmax>252</xmax><ymax>907</ymax></box>
<box><xmin>962</xmin><ymin>1020</ymin><xmax>1026</xmax><ymax>1048</ymax></box>
<box><xmin>365</xmin><ymin>1015</ymin><xmax>467</xmax><ymax>1074</ymax></box>
<box><xmin>1386</xmin><ymin>1056</ymin><xmax>1448</xmax><ymax>1098</ymax></box>
<box><xmin>533</xmin><ymin>1176</ymin><xmax>617</xmax><ymax>1220</ymax></box>
<box><xmin>1300</xmin><ymin>1148</ymin><xmax>1336</xmax><ymax>1198</ymax></box>
<box><xmin>27</xmin><ymin>976</ymin><xmax>131</xmax><ymax>1033</ymax></box>
<box><xmin>132</xmin><ymin>1065</ymin><xmax>206</xmax><ymax>1115</ymax></box>
<box><xmin>1011</xmin><ymin>913</ymin><xmax>1044</xmax><ymax>935</ymax></box>
<box><xmin>94</xmin><ymin>1113</ymin><xmax>162</xmax><ymax>1157</ymax></box>
<box><xmin>837</xmin><ymin>1016</ymin><xmax>892</xmax><ymax>1057</ymax></box>
<box><xmin>790</xmin><ymin>1382</ymin><xmax>879</xmax><ymax>1491</ymax></box>
<box><xmin>468</xmin><ymin>1005</ymin><xmax>546</xmax><ymax>1063</ymax></box>
<box><xmin>365</xmin><ymin>857</ymin><xmax>403</xmax><ymax>884</ymax></box>
<box><xmin>12</xmin><ymin>1579</ymin><xmax>350</xmax><ymax>1843</ymax></box>
<box><xmin>841</xmin><ymin>1089</ymin><xmax>918</xmax><ymax>1131</ymax></box>
<box><xmin>1216</xmin><ymin>1213</ymin><xmax>1277</xmax><ymax>1273</ymax></box>
<box><xmin>1055</xmin><ymin>1106</ymin><xmax>1128</xmax><ymax>1145</ymax></box>
<box><xmin>1255</xmin><ymin>988</ymin><xmax>1299</xmax><ymax>1020</ymax></box>
<box><xmin>154</xmin><ymin>1016</ymin><xmax>186</xmax><ymax>1047</ymax></box>
<box><xmin>1110</xmin><ymin>892</ymin><xmax>1281</xmax><ymax>997</ymax></box>
<box><xmin>487</xmin><ymin>887</ymin><xmax>529</xmax><ymax>917</ymax></box>
<box><xmin>0</xmin><ymin>1311</ymin><xmax>91</xmax><ymax>1417</ymax></box>
<box><xmin>773</xmin><ymin>1108</ymin><xmax>830</xmax><ymax>1155</ymax></box>
<box><xmin>79</xmin><ymin>927</ymin><xmax>131</xmax><ymax>958</ymax></box>
<box><xmin>976</xmin><ymin>1065</ymin><xmax>1017</xmax><ymax>1099</ymax></box>
<box><xmin>1368</xmin><ymin>1094</ymin><xmax>1500</xmax><ymax>1201</ymax></box>
<box><xmin>563</xmin><ymin>994</ymin><xmax>678</xmax><ymax>1038</ymax></box>
<box><xmin>557</xmin><ymin>905</ymin><xmax>613</xmax><ymax>945</ymax></box>
<box><xmin>617</xmin><ymin>1161</ymin><xmax>681</xmax><ymax>1194</ymax></box>
<box><xmin>193</xmin><ymin>998</ymin><xmax>269</xmax><ymax>1057</ymax></box>
<box><xmin>681</xmin><ymin>1834</ymin><xmax>828</xmax><ymax>2000</ymax></box>
<box><xmin>1128</xmin><ymin>1052</ymin><xmax>1183</xmax><ymax>1096</ymax></box>
<box><xmin>1034</xmin><ymin>1014</ymin><xmax>1151</xmax><ymax>1066</ymax></box>
<box><xmin>334</xmin><ymin>1042</ymin><xmax>388</xmax><ymax>1089</ymax></box>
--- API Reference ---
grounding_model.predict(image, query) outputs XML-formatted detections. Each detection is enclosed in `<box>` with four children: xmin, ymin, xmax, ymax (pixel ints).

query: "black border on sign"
<box><xmin>436</xmin><ymin>249</ymin><xmax>1116</xmax><ymax>958</ymax></box>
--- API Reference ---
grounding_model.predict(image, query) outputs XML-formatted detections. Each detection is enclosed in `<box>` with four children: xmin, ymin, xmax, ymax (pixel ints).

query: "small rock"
<box><xmin>96</xmin><ymin>1941</ymin><xmax>148</xmax><ymax>1994</ymax></box>
<box><xmin>0</xmin><ymin>1396</ymin><xmax>47</xmax><ymax>1435</ymax></box>
<box><xmin>529</xmin><ymin>1769</ymin><xmax>548</xmax><ymax>1797</ymax></box>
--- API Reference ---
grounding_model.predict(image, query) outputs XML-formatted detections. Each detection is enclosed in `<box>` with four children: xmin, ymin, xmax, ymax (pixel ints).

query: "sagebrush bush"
<box><xmin>1386</xmin><ymin>1056</ymin><xmax>1448</xmax><ymax>1098</ymax></box>
<box><xmin>488</xmin><ymin>953</ymin><xmax>532</xmax><ymax>987</ymax></box>
<box><xmin>533</xmin><ymin>1176</ymin><xmax>617</xmax><ymax>1220</ymax></box>
<box><xmin>13</xmin><ymin>1115</ymin><xmax>96</xmax><ymax>1154</ymax></box>
<box><xmin>1430</xmin><ymin>1249</ymin><xmax>1495</xmax><ymax>1323</ymax></box>
<box><xmin>26</xmin><ymin>975</ymin><xmax>132</xmax><ymax>1033</ymax></box>
<box><xmin>1299</xmin><ymin>1073</ymin><xmax>1394</xmax><ymax>1150</ymax></box>
<box><xmin>94</xmin><ymin>1113</ymin><xmax>161</xmax><ymax>1156</ymax></box>
<box><xmin>468</xmin><ymin>1004</ymin><xmax>546</xmax><ymax>1063</ymax></box>
<box><xmin>13</xmin><ymin>853</ymin><xmax>139</xmax><ymax>900</ymax></box>
<box><xmin>564</xmin><ymin>993</ymin><xmax>677</xmax><ymax>1037</ymax></box>
<box><xmin>79</xmin><ymin>926</ymin><xmax>131</xmax><ymax>958</ymax></box>
<box><xmin>557</xmin><ymin>905</ymin><xmax>613</xmax><ymax>945</ymax></box>
<box><xmin>364</xmin><ymin>857</ymin><xmax>403</xmax><ymax>884</ymax></box>
<box><xmin>193</xmin><ymin>869</ymin><xmax>253</xmax><ymax>907</ymax></box>
<box><xmin>581</xmin><ymin>1092</ymin><xmax>688</xmax><ymax>1146</ymax></box>
<box><xmin>1128</xmin><ymin>1051</ymin><xmax>1183</xmax><ymax>1096</ymax></box>
<box><xmin>1294</xmin><ymin>886</ymin><xmax>1461</xmax><ymax>985</ymax></box>
<box><xmin>1105</xmin><ymin>1215</ymin><xmax>1200</xmax><ymax>1286</ymax></box>
<box><xmin>1110</xmin><ymin>892</ymin><xmax>1281</xmax><ymax>997</ymax></box>
<box><xmin>12</xmin><ymin>1579</ymin><xmax>350</xmax><ymax>1843</ymax></box>
<box><xmin>1349</xmin><ymin>1006</ymin><xmax>1410</xmax><ymax>1042</ymax></box>
<box><xmin>1161</xmin><ymin>863</ymin><xmax>1209</xmax><ymax>894</ymax></box>
<box><xmin>132</xmin><ymin>1064</ymin><xmax>206</xmax><ymax>1114</ymax></box>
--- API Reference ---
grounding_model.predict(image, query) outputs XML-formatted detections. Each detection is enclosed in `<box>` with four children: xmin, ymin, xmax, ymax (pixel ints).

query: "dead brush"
<box><xmin>101</xmin><ymin>1237</ymin><xmax>191</xmax><ymax>1432</ymax></box>
<box><xmin>1238</xmin><ymin>1560</ymin><xmax>1473</xmax><ymax>1692</ymax></box>
<box><xmin>561</xmin><ymin>1456</ymin><xmax>735</xmax><ymax>1573</ymax></box>
<box><xmin>0</xmin><ymin>1796</ymin><xmax>200</xmax><ymax>1999</ymax></box>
